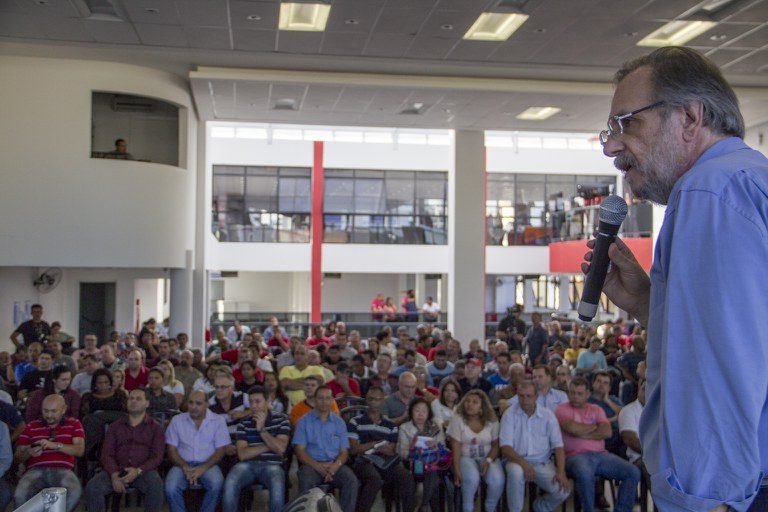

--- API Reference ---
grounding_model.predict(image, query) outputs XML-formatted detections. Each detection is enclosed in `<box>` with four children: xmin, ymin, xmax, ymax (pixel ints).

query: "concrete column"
<box><xmin>170</xmin><ymin>250</ymin><xmax>193</xmax><ymax>339</ymax></box>
<box><xmin>560</xmin><ymin>276</ymin><xmax>572</xmax><ymax>314</ymax></box>
<box><xmin>524</xmin><ymin>278</ymin><xmax>536</xmax><ymax>311</ymax></box>
<box><xmin>448</xmin><ymin>131</ymin><xmax>486</xmax><ymax>348</ymax></box>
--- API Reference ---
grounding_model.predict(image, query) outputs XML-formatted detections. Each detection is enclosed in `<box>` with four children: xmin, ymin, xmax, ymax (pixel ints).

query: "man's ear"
<box><xmin>681</xmin><ymin>101</ymin><xmax>706</xmax><ymax>143</ymax></box>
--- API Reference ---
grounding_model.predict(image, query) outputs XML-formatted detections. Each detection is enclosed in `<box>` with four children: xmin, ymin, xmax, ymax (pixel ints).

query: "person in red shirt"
<box><xmin>370</xmin><ymin>293</ymin><xmax>385</xmax><ymax>322</ymax></box>
<box><xmin>306</xmin><ymin>325</ymin><xmax>332</xmax><ymax>349</ymax></box>
<box><xmin>326</xmin><ymin>362</ymin><xmax>360</xmax><ymax>399</ymax></box>
<box><xmin>14</xmin><ymin>394</ymin><xmax>84</xmax><ymax>511</ymax></box>
<box><xmin>124</xmin><ymin>348</ymin><xmax>149</xmax><ymax>391</ymax></box>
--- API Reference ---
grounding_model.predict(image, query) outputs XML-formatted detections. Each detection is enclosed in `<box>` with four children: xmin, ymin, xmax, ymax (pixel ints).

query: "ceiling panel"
<box><xmin>123</xmin><ymin>0</ymin><xmax>180</xmax><ymax>25</ymax></box>
<box><xmin>232</xmin><ymin>29</ymin><xmax>274</xmax><ymax>52</ymax></box>
<box><xmin>135</xmin><ymin>23</ymin><xmax>189</xmax><ymax>47</ymax></box>
<box><xmin>363</xmin><ymin>32</ymin><xmax>414</xmax><ymax>57</ymax></box>
<box><xmin>175</xmin><ymin>0</ymin><xmax>229</xmax><ymax>28</ymax></box>
<box><xmin>35</xmin><ymin>15</ymin><xmax>89</xmax><ymax>42</ymax></box>
<box><xmin>82</xmin><ymin>19</ymin><xmax>140</xmax><ymax>44</ymax></box>
<box><xmin>406</xmin><ymin>35</ymin><xmax>457</xmax><ymax>60</ymax></box>
<box><xmin>229</xmin><ymin>1</ymin><xmax>279</xmax><ymax>31</ymax></box>
<box><xmin>321</xmin><ymin>31</ymin><xmax>367</xmax><ymax>56</ymax></box>
<box><xmin>372</xmin><ymin>5</ymin><xmax>435</xmax><ymax>35</ymax></box>
<box><xmin>276</xmin><ymin>31</ymin><xmax>324</xmax><ymax>54</ymax></box>
<box><xmin>185</xmin><ymin>27</ymin><xmax>232</xmax><ymax>50</ymax></box>
<box><xmin>0</xmin><ymin>13</ymin><xmax>45</xmax><ymax>38</ymax></box>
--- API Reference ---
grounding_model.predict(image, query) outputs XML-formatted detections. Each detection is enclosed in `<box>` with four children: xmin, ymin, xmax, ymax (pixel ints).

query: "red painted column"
<box><xmin>310</xmin><ymin>141</ymin><xmax>324</xmax><ymax>324</ymax></box>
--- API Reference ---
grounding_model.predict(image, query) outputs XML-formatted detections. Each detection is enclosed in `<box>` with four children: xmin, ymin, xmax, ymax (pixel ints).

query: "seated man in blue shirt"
<box><xmin>294</xmin><ymin>385</ymin><xmax>359</xmax><ymax>512</ymax></box>
<box><xmin>222</xmin><ymin>386</ymin><xmax>290</xmax><ymax>512</ymax></box>
<box><xmin>165</xmin><ymin>390</ymin><xmax>231</xmax><ymax>512</ymax></box>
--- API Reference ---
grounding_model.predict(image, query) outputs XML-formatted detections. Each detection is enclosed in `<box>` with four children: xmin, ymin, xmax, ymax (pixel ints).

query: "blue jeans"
<box><xmin>565</xmin><ymin>452</ymin><xmax>640</xmax><ymax>512</ymax></box>
<box><xmin>222</xmin><ymin>460</ymin><xmax>285</xmax><ymax>512</ymax></box>
<box><xmin>15</xmin><ymin>467</ymin><xmax>82</xmax><ymax>512</ymax></box>
<box><xmin>458</xmin><ymin>457</ymin><xmax>504</xmax><ymax>512</ymax></box>
<box><xmin>165</xmin><ymin>463</ymin><xmax>224</xmax><ymax>512</ymax></box>
<box><xmin>505</xmin><ymin>460</ymin><xmax>570</xmax><ymax>512</ymax></box>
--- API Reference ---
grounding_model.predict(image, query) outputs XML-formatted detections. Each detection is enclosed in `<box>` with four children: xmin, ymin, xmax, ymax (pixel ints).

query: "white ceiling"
<box><xmin>2</xmin><ymin>0</ymin><xmax>768</xmax><ymax>132</ymax></box>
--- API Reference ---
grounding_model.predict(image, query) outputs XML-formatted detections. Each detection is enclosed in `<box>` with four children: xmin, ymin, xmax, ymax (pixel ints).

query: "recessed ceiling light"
<box><xmin>463</xmin><ymin>12</ymin><xmax>529</xmax><ymax>41</ymax></box>
<box><xmin>345</xmin><ymin>18</ymin><xmax>359</xmax><ymax>25</ymax></box>
<box><xmin>279</xmin><ymin>3</ymin><xmax>331</xmax><ymax>32</ymax></box>
<box><xmin>709</xmin><ymin>33</ymin><xmax>727</xmax><ymax>41</ymax></box>
<box><xmin>624</xmin><ymin>31</ymin><xmax>638</xmax><ymax>37</ymax></box>
<box><xmin>400</xmin><ymin>102</ymin><xmax>429</xmax><ymax>115</ymax></box>
<box><xmin>637</xmin><ymin>20</ymin><xmax>717</xmax><ymax>47</ymax></box>
<box><xmin>440</xmin><ymin>24</ymin><xmax>454</xmax><ymax>30</ymax></box>
<box><xmin>35</xmin><ymin>0</ymin><xmax>50</xmax><ymax>5</ymax></box>
<box><xmin>515</xmin><ymin>106</ymin><xmax>561</xmax><ymax>121</ymax></box>
<box><xmin>533</xmin><ymin>28</ymin><xmax>546</xmax><ymax>34</ymax></box>
<box><xmin>144</xmin><ymin>8</ymin><xmax>159</xmax><ymax>14</ymax></box>
<box><xmin>247</xmin><ymin>14</ymin><xmax>262</xmax><ymax>21</ymax></box>
<box><xmin>274</xmin><ymin>98</ymin><xmax>298</xmax><ymax>111</ymax></box>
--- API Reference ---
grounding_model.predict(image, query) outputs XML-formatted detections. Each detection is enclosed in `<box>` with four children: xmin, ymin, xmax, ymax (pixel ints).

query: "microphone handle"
<box><xmin>578</xmin><ymin>220</ymin><xmax>621</xmax><ymax>321</ymax></box>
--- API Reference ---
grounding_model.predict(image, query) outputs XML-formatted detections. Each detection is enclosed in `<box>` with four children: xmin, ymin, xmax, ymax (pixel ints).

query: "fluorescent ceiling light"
<box><xmin>637</xmin><ymin>20</ymin><xmax>717</xmax><ymax>47</ymax></box>
<box><xmin>279</xmin><ymin>3</ymin><xmax>331</xmax><ymax>32</ymax></box>
<box><xmin>515</xmin><ymin>107</ymin><xmax>561</xmax><ymax>121</ymax></box>
<box><xmin>463</xmin><ymin>12</ymin><xmax>529</xmax><ymax>41</ymax></box>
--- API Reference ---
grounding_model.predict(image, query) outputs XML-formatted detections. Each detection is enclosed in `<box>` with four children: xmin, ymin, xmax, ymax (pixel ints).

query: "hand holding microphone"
<box><xmin>580</xmin><ymin>196</ymin><xmax>651</xmax><ymax>325</ymax></box>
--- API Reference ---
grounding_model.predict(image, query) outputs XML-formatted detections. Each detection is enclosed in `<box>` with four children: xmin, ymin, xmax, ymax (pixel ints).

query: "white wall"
<box><xmin>0</xmin><ymin>267</ymin><xmax>169</xmax><ymax>352</ymax></box>
<box><xmin>321</xmin><ymin>273</ymin><xmax>402</xmax><ymax>313</ymax></box>
<box><xmin>486</xmin><ymin>145</ymin><xmax>618</xmax><ymax>174</ymax></box>
<box><xmin>215</xmin><ymin>272</ymin><xmax>309</xmax><ymax>313</ymax></box>
<box><xmin>0</xmin><ymin>55</ymin><xmax>196</xmax><ymax>268</ymax></box>
<box><xmin>745</xmin><ymin>120</ymin><xmax>768</xmax><ymax>157</ymax></box>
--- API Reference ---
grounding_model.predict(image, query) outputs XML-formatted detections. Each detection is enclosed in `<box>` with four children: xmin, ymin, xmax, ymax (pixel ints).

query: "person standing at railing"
<box><xmin>422</xmin><ymin>296</ymin><xmax>441</xmax><ymax>323</ymax></box>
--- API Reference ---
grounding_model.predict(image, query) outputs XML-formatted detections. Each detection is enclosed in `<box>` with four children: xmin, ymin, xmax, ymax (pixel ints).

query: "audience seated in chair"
<box><xmin>222</xmin><ymin>385</ymin><xmax>290</xmax><ymax>512</ymax></box>
<box><xmin>500</xmin><ymin>380</ymin><xmax>570</xmax><ymax>512</ymax></box>
<box><xmin>293</xmin><ymin>385</ymin><xmax>359</xmax><ymax>512</ymax></box>
<box><xmin>84</xmin><ymin>388</ymin><xmax>165</xmax><ymax>511</ymax></box>
<box><xmin>555</xmin><ymin>377</ymin><xmax>640</xmax><ymax>512</ymax></box>
<box><xmin>164</xmin><ymin>390</ymin><xmax>230</xmax><ymax>512</ymax></box>
<box><xmin>14</xmin><ymin>394</ymin><xmax>84</xmax><ymax>512</ymax></box>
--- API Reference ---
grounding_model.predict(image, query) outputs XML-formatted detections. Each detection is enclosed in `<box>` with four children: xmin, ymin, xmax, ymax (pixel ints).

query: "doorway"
<box><xmin>79</xmin><ymin>283</ymin><xmax>116</xmax><ymax>347</ymax></box>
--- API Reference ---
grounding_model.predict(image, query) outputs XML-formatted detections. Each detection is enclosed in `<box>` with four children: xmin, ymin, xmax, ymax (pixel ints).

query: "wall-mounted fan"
<box><xmin>33</xmin><ymin>267</ymin><xmax>63</xmax><ymax>293</ymax></box>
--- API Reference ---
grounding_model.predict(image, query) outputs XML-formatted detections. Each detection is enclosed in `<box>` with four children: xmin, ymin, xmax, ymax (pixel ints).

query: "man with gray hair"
<box><xmin>381</xmin><ymin>372</ymin><xmax>417</xmax><ymax>425</ymax></box>
<box><xmin>589</xmin><ymin>46</ymin><xmax>768</xmax><ymax>511</ymax></box>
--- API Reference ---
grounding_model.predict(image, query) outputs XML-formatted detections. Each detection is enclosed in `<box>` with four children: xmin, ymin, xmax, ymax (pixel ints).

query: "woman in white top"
<box><xmin>447</xmin><ymin>389</ymin><xmax>504</xmax><ymax>512</ymax></box>
<box><xmin>431</xmin><ymin>378</ymin><xmax>461</xmax><ymax>428</ymax></box>
<box><xmin>398</xmin><ymin>398</ymin><xmax>445</xmax><ymax>512</ymax></box>
<box><xmin>157</xmin><ymin>359</ymin><xmax>184</xmax><ymax>408</ymax></box>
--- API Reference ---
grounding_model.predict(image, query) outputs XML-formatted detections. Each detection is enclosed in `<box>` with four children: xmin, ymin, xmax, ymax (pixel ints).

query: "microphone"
<box><xmin>578</xmin><ymin>195</ymin><xmax>628</xmax><ymax>322</ymax></box>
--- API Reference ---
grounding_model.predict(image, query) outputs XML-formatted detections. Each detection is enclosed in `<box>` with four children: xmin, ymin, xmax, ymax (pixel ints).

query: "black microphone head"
<box><xmin>599</xmin><ymin>195</ymin><xmax>628</xmax><ymax>226</ymax></box>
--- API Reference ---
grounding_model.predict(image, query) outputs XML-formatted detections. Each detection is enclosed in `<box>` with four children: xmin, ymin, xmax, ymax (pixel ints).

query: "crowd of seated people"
<box><xmin>0</xmin><ymin>304</ymin><xmax>649</xmax><ymax>512</ymax></box>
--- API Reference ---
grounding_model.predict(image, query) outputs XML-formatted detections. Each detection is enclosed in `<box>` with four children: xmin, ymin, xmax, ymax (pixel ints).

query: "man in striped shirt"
<box><xmin>348</xmin><ymin>386</ymin><xmax>414</xmax><ymax>512</ymax></box>
<box><xmin>14</xmin><ymin>394</ymin><xmax>84</xmax><ymax>511</ymax></box>
<box><xmin>222</xmin><ymin>385</ymin><xmax>290</xmax><ymax>512</ymax></box>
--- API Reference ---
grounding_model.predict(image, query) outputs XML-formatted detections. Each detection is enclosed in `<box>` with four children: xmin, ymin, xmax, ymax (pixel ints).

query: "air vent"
<box><xmin>323</xmin><ymin>273</ymin><xmax>342</xmax><ymax>279</ymax></box>
<box><xmin>274</xmin><ymin>98</ymin><xmax>298</xmax><ymax>111</ymax></box>
<box><xmin>220</xmin><ymin>271</ymin><xmax>240</xmax><ymax>278</ymax></box>
<box><xmin>110</xmin><ymin>95</ymin><xmax>155</xmax><ymax>112</ymax></box>
<box><xmin>400</xmin><ymin>102</ymin><xmax>430</xmax><ymax>115</ymax></box>
<box><xmin>82</xmin><ymin>0</ymin><xmax>125</xmax><ymax>21</ymax></box>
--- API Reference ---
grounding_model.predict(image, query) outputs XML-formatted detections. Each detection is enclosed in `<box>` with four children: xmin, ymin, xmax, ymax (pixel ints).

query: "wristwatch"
<box><xmin>485</xmin><ymin>457</ymin><xmax>493</xmax><ymax>464</ymax></box>
<box><xmin>136</xmin><ymin>468</ymin><xmax>143</xmax><ymax>476</ymax></box>
<box><xmin>56</xmin><ymin>443</ymin><xmax>62</xmax><ymax>451</ymax></box>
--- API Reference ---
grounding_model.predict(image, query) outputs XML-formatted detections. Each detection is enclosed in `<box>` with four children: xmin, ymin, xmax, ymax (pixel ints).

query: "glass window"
<box><xmin>324</xmin><ymin>169</ymin><xmax>447</xmax><ymax>245</ymax></box>
<box><xmin>212</xmin><ymin>166</ymin><xmax>310</xmax><ymax>243</ymax></box>
<box><xmin>486</xmin><ymin>173</ymin><xmax>617</xmax><ymax>245</ymax></box>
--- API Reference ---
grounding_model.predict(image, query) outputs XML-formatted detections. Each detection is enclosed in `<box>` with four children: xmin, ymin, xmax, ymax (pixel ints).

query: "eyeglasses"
<box><xmin>599</xmin><ymin>101</ymin><xmax>664</xmax><ymax>145</ymax></box>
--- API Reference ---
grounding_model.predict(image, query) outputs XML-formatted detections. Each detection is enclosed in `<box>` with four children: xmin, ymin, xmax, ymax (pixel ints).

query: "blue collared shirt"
<box><xmin>165</xmin><ymin>409</ymin><xmax>231</xmax><ymax>464</ymax></box>
<box><xmin>293</xmin><ymin>409</ymin><xmax>350</xmax><ymax>462</ymax></box>
<box><xmin>641</xmin><ymin>137</ymin><xmax>768</xmax><ymax>512</ymax></box>
<box><xmin>499</xmin><ymin>402</ymin><xmax>563</xmax><ymax>464</ymax></box>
